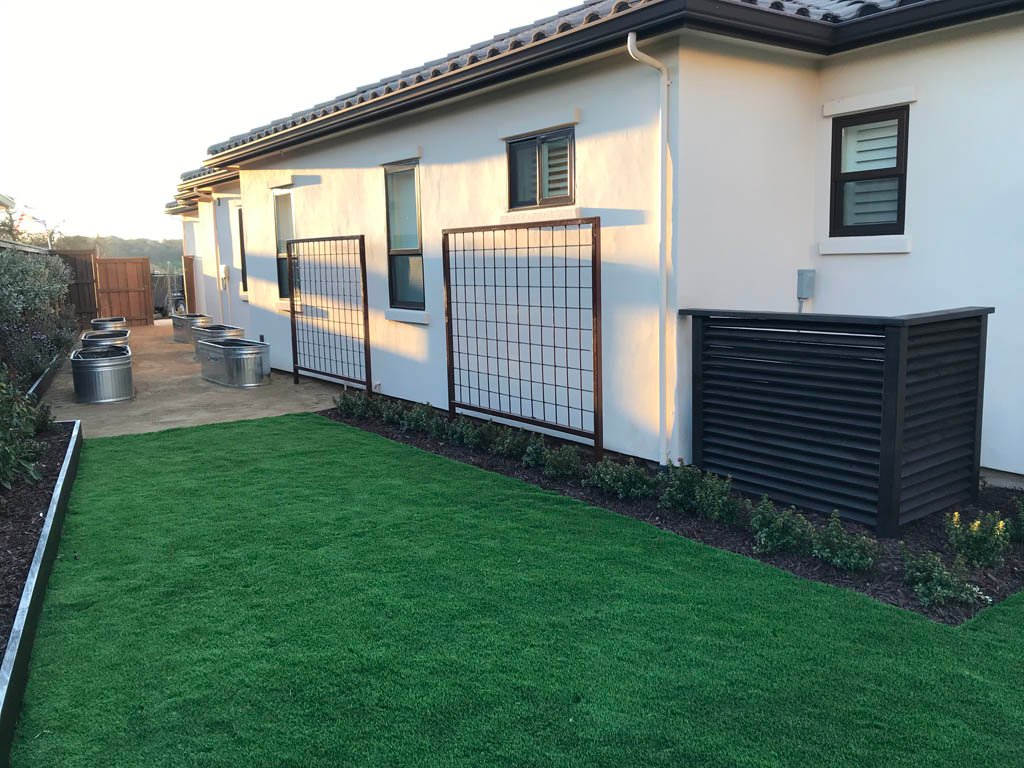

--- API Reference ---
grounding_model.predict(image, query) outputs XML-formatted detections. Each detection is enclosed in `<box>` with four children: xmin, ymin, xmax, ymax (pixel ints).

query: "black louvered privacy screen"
<box><xmin>681</xmin><ymin>307</ymin><xmax>993</xmax><ymax>535</ymax></box>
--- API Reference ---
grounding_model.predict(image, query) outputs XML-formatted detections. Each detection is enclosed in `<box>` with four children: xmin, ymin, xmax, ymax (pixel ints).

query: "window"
<box><xmin>507</xmin><ymin>128</ymin><xmax>573</xmax><ymax>209</ymax></box>
<box><xmin>274</xmin><ymin>191</ymin><xmax>294</xmax><ymax>298</ymax></box>
<box><xmin>237</xmin><ymin>208</ymin><xmax>248</xmax><ymax>293</ymax></box>
<box><xmin>830</xmin><ymin>106</ymin><xmax>908</xmax><ymax>237</ymax></box>
<box><xmin>384</xmin><ymin>162</ymin><xmax>424</xmax><ymax>310</ymax></box>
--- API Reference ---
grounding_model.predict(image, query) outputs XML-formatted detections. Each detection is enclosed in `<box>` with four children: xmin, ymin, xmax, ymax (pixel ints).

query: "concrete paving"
<box><xmin>46</xmin><ymin>320</ymin><xmax>341</xmax><ymax>438</ymax></box>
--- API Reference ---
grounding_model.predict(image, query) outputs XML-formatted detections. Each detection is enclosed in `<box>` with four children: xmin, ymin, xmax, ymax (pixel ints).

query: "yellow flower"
<box><xmin>952</xmin><ymin>511</ymin><xmax>961</xmax><ymax>527</ymax></box>
<box><xmin>970</xmin><ymin>520</ymin><xmax>981</xmax><ymax>533</ymax></box>
<box><xmin>996</xmin><ymin>520</ymin><xmax>1007</xmax><ymax>534</ymax></box>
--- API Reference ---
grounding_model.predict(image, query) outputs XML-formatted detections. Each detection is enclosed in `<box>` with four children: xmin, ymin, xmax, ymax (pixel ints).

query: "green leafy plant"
<box><xmin>541</xmin><ymin>445</ymin><xmax>583</xmax><ymax>481</ymax></box>
<box><xmin>378</xmin><ymin>398</ymin><xmax>405</xmax><ymax>426</ymax></box>
<box><xmin>490</xmin><ymin>426</ymin><xmax>533</xmax><ymax>460</ymax></box>
<box><xmin>333</xmin><ymin>391</ymin><xmax>379</xmax><ymax>420</ymax></box>
<box><xmin>583</xmin><ymin>458</ymin><xmax>654</xmax><ymax>500</ymax></box>
<box><xmin>521</xmin><ymin>436</ymin><xmax>547</xmax><ymax>469</ymax></box>
<box><xmin>445</xmin><ymin>415</ymin><xmax>481</xmax><ymax>447</ymax></box>
<box><xmin>0</xmin><ymin>368</ymin><xmax>50</xmax><ymax>490</ymax></box>
<box><xmin>693</xmin><ymin>473</ymin><xmax>743</xmax><ymax>526</ymax></box>
<box><xmin>400</xmin><ymin>403</ymin><xmax>444</xmax><ymax>435</ymax></box>
<box><xmin>901</xmin><ymin>548</ymin><xmax>989</xmax><ymax>608</ymax></box>
<box><xmin>812</xmin><ymin>513</ymin><xmax>879</xmax><ymax>572</ymax></box>
<box><xmin>946</xmin><ymin>511</ymin><xmax>1011</xmax><ymax>568</ymax></box>
<box><xmin>749</xmin><ymin>497</ymin><xmax>815</xmax><ymax>556</ymax></box>
<box><xmin>658</xmin><ymin>464</ymin><xmax>703</xmax><ymax>516</ymax></box>
<box><xmin>1013</xmin><ymin>498</ymin><xmax>1024</xmax><ymax>544</ymax></box>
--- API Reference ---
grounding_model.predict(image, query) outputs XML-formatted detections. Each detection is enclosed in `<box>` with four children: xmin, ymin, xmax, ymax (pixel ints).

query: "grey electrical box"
<box><xmin>797</xmin><ymin>269</ymin><xmax>816</xmax><ymax>301</ymax></box>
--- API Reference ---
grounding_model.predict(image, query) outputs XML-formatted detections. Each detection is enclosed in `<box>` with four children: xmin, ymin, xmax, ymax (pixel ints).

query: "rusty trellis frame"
<box><xmin>287</xmin><ymin>235</ymin><xmax>372</xmax><ymax>390</ymax></box>
<box><xmin>442</xmin><ymin>217</ymin><xmax>602</xmax><ymax>450</ymax></box>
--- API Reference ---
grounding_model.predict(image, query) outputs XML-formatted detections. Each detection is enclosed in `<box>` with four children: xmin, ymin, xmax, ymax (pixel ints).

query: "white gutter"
<box><xmin>627</xmin><ymin>31</ymin><xmax>672</xmax><ymax>465</ymax></box>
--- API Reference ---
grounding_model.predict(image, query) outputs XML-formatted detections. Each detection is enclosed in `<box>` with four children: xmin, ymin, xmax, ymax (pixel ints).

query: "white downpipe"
<box><xmin>627</xmin><ymin>32</ymin><xmax>671</xmax><ymax>465</ymax></box>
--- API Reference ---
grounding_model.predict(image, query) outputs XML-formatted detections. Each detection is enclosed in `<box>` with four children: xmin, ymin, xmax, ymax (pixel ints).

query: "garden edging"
<box><xmin>25</xmin><ymin>353</ymin><xmax>63</xmax><ymax>402</ymax></box>
<box><xmin>0</xmin><ymin>420</ymin><xmax>82</xmax><ymax>766</ymax></box>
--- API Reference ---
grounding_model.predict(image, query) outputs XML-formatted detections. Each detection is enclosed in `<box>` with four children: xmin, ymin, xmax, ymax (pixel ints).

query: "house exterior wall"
<box><xmin>237</xmin><ymin>50</ymin><xmax>672</xmax><ymax>460</ymax></box>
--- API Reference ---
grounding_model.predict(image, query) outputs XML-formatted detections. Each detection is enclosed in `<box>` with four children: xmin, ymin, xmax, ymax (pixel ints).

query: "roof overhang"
<box><xmin>199</xmin><ymin>0</ymin><xmax>1024</xmax><ymax>168</ymax></box>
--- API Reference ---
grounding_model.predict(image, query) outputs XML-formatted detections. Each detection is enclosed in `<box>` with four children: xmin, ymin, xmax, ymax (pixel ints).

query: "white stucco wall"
<box><xmin>237</xmin><ymin>51</ymin><xmax>671</xmax><ymax>460</ymax></box>
<box><xmin>809</xmin><ymin>15</ymin><xmax>1024</xmax><ymax>473</ymax></box>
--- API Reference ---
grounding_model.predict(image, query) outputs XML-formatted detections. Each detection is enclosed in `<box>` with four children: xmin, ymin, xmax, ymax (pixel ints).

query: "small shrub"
<box><xmin>334</xmin><ymin>391</ymin><xmax>378</xmax><ymax>420</ymax></box>
<box><xmin>811</xmin><ymin>513</ymin><xmax>879</xmax><ymax>572</ymax></box>
<box><xmin>0</xmin><ymin>369</ymin><xmax>49</xmax><ymax>490</ymax></box>
<box><xmin>902</xmin><ymin>548</ymin><xmax>989</xmax><ymax>608</ymax></box>
<box><xmin>693</xmin><ymin>472</ymin><xmax>743</xmax><ymax>526</ymax></box>
<box><xmin>467</xmin><ymin>421</ymin><xmax>501</xmax><ymax>452</ymax></box>
<box><xmin>521</xmin><ymin>436</ymin><xmax>547</xmax><ymax>469</ymax></box>
<box><xmin>749</xmin><ymin>497</ymin><xmax>815</xmax><ymax>556</ymax></box>
<box><xmin>658</xmin><ymin>464</ymin><xmax>703</xmax><ymax>516</ymax></box>
<box><xmin>490</xmin><ymin>427</ymin><xmax>533</xmax><ymax>460</ymax></box>
<box><xmin>583</xmin><ymin>458</ymin><xmax>654</xmax><ymax>500</ymax></box>
<box><xmin>1014</xmin><ymin>498</ymin><xmax>1024</xmax><ymax>544</ymax></box>
<box><xmin>946</xmin><ymin>511</ymin><xmax>1011</xmax><ymax>568</ymax></box>
<box><xmin>542</xmin><ymin>445</ymin><xmax>583</xmax><ymax>481</ymax></box>
<box><xmin>445</xmin><ymin>415</ymin><xmax>480</xmax><ymax>447</ymax></box>
<box><xmin>400</xmin><ymin>403</ymin><xmax>443</xmax><ymax>435</ymax></box>
<box><xmin>378</xmin><ymin>398</ymin><xmax>405</xmax><ymax>426</ymax></box>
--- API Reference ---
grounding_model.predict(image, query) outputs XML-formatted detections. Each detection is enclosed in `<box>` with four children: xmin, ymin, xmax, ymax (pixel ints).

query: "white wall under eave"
<box><xmin>673</xmin><ymin>35</ymin><xmax>821</xmax><ymax>463</ymax></box>
<box><xmin>813</xmin><ymin>14</ymin><xmax>1024</xmax><ymax>474</ymax></box>
<box><xmin>238</xmin><ymin>51</ymin><xmax>671</xmax><ymax>461</ymax></box>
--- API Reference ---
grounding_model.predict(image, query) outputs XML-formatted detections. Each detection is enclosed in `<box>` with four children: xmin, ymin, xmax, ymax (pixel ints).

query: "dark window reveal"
<box><xmin>508</xmin><ymin>128</ymin><xmax>574</xmax><ymax>209</ymax></box>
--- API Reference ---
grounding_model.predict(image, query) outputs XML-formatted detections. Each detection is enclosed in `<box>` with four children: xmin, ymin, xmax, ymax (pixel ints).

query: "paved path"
<box><xmin>46</xmin><ymin>321</ymin><xmax>340</xmax><ymax>438</ymax></box>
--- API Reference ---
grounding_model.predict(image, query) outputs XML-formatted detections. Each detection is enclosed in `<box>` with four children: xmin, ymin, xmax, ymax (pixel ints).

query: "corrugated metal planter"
<box><xmin>171</xmin><ymin>313</ymin><xmax>211</xmax><ymax>343</ymax></box>
<box><xmin>90</xmin><ymin>316</ymin><xmax>127</xmax><ymax>331</ymax></box>
<box><xmin>192</xmin><ymin>324</ymin><xmax>244</xmax><ymax>359</ymax></box>
<box><xmin>70</xmin><ymin>346</ymin><xmax>134</xmax><ymax>404</ymax></box>
<box><xmin>80</xmin><ymin>329</ymin><xmax>130</xmax><ymax>348</ymax></box>
<box><xmin>198</xmin><ymin>338</ymin><xmax>270</xmax><ymax>388</ymax></box>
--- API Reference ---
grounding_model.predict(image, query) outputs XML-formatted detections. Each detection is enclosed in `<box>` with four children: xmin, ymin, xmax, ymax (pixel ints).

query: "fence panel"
<box><xmin>442</xmin><ymin>217</ymin><xmax>602</xmax><ymax>449</ymax></box>
<box><xmin>96</xmin><ymin>258</ymin><xmax>153</xmax><ymax>327</ymax></box>
<box><xmin>54</xmin><ymin>249</ymin><xmax>98</xmax><ymax>326</ymax></box>
<box><xmin>287</xmin><ymin>236</ymin><xmax>371</xmax><ymax>389</ymax></box>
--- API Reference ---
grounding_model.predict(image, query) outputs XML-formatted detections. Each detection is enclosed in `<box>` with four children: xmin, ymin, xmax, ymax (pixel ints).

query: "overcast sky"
<box><xmin>1</xmin><ymin>0</ymin><xmax>560</xmax><ymax>240</ymax></box>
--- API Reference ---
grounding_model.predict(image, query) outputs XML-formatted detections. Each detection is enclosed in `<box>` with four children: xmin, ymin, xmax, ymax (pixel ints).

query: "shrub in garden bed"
<box><xmin>749</xmin><ymin>497</ymin><xmax>815</xmax><ymax>556</ymax></box>
<box><xmin>658</xmin><ymin>464</ymin><xmax>703</xmax><ymax>516</ymax></box>
<box><xmin>1</xmin><ymin>367</ymin><xmax>53</xmax><ymax>489</ymax></box>
<box><xmin>901</xmin><ymin>549</ymin><xmax>988</xmax><ymax>608</ymax></box>
<box><xmin>946</xmin><ymin>511</ymin><xmax>1010</xmax><ymax>568</ymax></box>
<box><xmin>541</xmin><ymin>445</ymin><xmax>583</xmax><ymax>481</ymax></box>
<box><xmin>583</xmin><ymin>458</ymin><xmax>655</xmax><ymax>500</ymax></box>
<box><xmin>811</xmin><ymin>513</ymin><xmax>879</xmax><ymax>572</ymax></box>
<box><xmin>0</xmin><ymin>248</ymin><xmax>76</xmax><ymax>388</ymax></box>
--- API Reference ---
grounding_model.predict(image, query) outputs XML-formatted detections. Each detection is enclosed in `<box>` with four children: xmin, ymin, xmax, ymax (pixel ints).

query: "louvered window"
<box><xmin>830</xmin><ymin>106</ymin><xmax>908</xmax><ymax>237</ymax></box>
<box><xmin>508</xmin><ymin>128</ymin><xmax>574</xmax><ymax>209</ymax></box>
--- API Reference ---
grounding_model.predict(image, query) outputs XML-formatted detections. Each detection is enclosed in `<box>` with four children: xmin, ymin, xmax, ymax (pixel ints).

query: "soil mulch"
<box><xmin>0</xmin><ymin>423</ymin><xmax>74</xmax><ymax>658</ymax></box>
<box><xmin>321</xmin><ymin>408</ymin><xmax>1024</xmax><ymax>626</ymax></box>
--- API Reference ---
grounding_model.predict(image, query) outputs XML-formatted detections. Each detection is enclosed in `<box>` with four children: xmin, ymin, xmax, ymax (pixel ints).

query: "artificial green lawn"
<box><xmin>12</xmin><ymin>414</ymin><xmax>1024</xmax><ymax>767</ymax></box>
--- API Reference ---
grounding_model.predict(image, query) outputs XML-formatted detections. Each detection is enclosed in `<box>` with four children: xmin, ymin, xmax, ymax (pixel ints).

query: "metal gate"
<box><xmin>442</xmin><ymin>217</ymin><xmax>602</xmax><ymax>449</ymax></box>
<box><xmin>287</xmin><ymin>235</ymin><xmax>371</xmax><ymax>389</ymax></box>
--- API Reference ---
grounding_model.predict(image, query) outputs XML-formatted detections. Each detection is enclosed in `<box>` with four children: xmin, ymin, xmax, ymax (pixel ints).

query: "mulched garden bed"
<box><xmin>0</xmin><ymin>423</ymin><xmax>74</xmax><ymax>658</ymax></box>
<box><xmin>321</xmin><ymin>407</ymin><xmax>1023</xmax><ymax>625</ymax></box>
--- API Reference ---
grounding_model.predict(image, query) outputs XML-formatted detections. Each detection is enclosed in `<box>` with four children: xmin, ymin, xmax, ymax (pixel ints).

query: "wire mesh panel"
<box><xmin>287</xmin><ymin>235</ymin><xmax>371</xmax><ymax>389</ymax></box>
<box><xmin>442</xmin><ymin>217</ymin><xmax>602</xmax><ymax>448</ymax></box>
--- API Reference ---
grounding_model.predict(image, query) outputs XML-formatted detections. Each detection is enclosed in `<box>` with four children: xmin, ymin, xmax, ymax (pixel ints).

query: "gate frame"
<box><xmin>287</xmin><ymin>235</ymin><xmax>372</xmax><ymax>391</ymax></box>
<box><xmin>441</xmin><ymin>216</ymin><xmax>603</xmax><ymax>451</ymax></box>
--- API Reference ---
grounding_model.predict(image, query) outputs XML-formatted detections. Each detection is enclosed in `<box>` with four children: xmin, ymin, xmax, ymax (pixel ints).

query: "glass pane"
<box><xmin>842</xmin><ymin>177</ymin><xmax>900</xmax><ymax>227</ymax></box>
<box><xmin>274</xmin><ymin>193</ymin><xmax>294</xmax><ymax>255</ymax></box>
<box><xmin>391</xmin><ymin>253</ymin><xmax>424</xmax><ymax>307</ymax></box>
<box><xmin>842</xmin><ymin>119</ymin><xmax>898</xmax><ymax>172</ymax></box>
<box><xmin>386</xmin><ymin>168</ymin><xmax>419</xmax><ymax>251</ymax></box>
<box><xmin>541</xmin><ymin>136</ymin><xmax>570</xmax><ymax>200</ymax></box>
<box><xmin>276</xmin><ymin>256</ymin><xmax>291</xmax><ymax>298</ymax></box>
<box><xmin>509</xmin><ymin>140</ymin><xmax>537</xmax><ymax>208</ymax></box>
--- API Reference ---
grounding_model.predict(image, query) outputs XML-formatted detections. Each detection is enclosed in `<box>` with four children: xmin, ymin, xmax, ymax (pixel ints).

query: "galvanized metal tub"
<box><xmin>81</xmin><ymin>329</ymin><xmax>131</xmax><ymax>348</ymax></box>
<box><xmin>91</xmin><ymin>316</ymin><xmax>128</xmax><ymax>331</ymax></box>
<box><xmin>171</xmin><ymin>313</ymin><xmax>212</xmax><ymax>343</ymax></box>
<box><xmin>198</xmin><ymin>338</ymin><xmax>270</xmax><ymax>388</ymax></box>
<box><xmin>192</xmin><ymin>324</ymin><xmax>244</xmax><ymax>359</ymax></box>
<box><xmin>70</xmin><ymin>345</ymin><xmax>133</xmax><ymax>404</ymax></box>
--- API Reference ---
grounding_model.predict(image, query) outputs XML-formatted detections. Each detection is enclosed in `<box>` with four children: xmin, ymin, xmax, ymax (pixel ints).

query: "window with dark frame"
<box><xmin>830</xmin><ymin>106</ymin><xmax>909</xmax><ymax>237</ymax></box>
<box><xmin>274</xmin><ymin>191</ymin><xmax>294</xmax><ymax>298</ymax></box>
<box><xmin>237</xmin><ymin>208</ymin><xmax>248</xmax><ymax>293</ymax></box>
<box><xmin>507</xmin><ymin>128</ymin><xmax>574</xmax><ymax>210</ymax></box>
<box><xmin>384</xmin><ymin>161</ymin><xmax>424</xmax><ymax>310</ymax></box>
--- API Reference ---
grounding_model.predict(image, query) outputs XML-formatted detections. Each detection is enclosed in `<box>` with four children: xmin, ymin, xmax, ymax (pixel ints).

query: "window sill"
<box><xmin>240</xmin><ymin>291</ymin><xmax>249</xmax><ymax>303</ymax></box>
<box><xmin>819</xmin><ymin>235</ymin><xmax>911</xmax><ymax>256</ymax></box>
<box><xmin>385</xmin><ymin>308</ymin><xmax>430</xmax><ymax>325</ymax></box>
<box><xmin>276</xmin><ymin>300</ymin><xmax>301</xmax><ymax>314</ymax></box>
<box><xmin>500</xmin><ymin>205</ymin><xmax>581</xmax><ymax>225</ymax></box>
